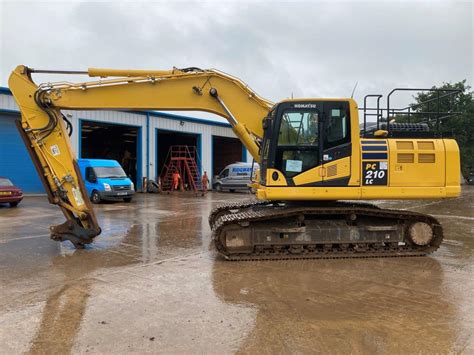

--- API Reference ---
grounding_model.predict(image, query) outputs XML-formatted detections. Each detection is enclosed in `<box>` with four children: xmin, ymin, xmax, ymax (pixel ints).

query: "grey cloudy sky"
<box><xmin>0</xmin><ymin>0</ymin><xmax>472</xmax><ymax>120</ymax></box>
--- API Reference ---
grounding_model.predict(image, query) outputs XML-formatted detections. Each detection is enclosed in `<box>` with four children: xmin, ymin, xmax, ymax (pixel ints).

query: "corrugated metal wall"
<box><xmin>0</xmin><ymin>90</ymin><xmax>18</xmax><ymax>111</ymax></box>
<box><xmin>0</xmin><ymin>90</ymin><xmax>249</xmax><ymax>193</ymax></box>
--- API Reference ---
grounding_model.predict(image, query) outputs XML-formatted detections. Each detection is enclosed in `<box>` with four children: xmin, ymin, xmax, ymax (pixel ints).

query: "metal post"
<box><xmin>386</xmin><ymin>93</ymin><xmax>391</xmax><ymax>134</ymax></box>
<box><xmin>436</xmin><ymin>91</ymin><xmax>440</xmax><ymax>134</ymax></box>
<box><xmin>376</xmin><ymin>96</ymin><xmax>381</xmax><ymax>130</ymax></box>
<box><xmin>362</xmin><ymin>95</ymin><xmax>382</xmax><ymax>136</ymax></box>
<box><xmin>363</xmin><ymin>96</ymin><xmax>367</xmax><ymax>134</ymax></box>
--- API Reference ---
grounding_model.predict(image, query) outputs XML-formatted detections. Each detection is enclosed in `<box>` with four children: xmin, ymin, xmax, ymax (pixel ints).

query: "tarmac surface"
<box><xmin>0</xmin><ymin>188</ymin><xmax>473</xmax><ymax>354</ymax></box>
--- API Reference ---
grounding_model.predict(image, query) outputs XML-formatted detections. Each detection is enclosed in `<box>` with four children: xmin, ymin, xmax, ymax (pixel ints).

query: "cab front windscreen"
<box><xmin>0</xmin><ymin>178</ymin><xmax>13</xmax><ymax>186</ymax></box>
<box><xmin>93</xmin><ymin>167</ymin><xmax>127</xmax><ymax>178</ymax></box>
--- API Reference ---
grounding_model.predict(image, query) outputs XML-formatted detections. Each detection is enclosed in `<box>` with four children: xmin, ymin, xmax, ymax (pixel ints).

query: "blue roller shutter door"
<box><xmin>0</xmin><ymin>113</ymin><xmax>44</xmax><ymax>193</ymax></box>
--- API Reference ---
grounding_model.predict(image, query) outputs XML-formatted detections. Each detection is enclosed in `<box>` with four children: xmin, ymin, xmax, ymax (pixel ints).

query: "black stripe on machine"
<box><xmin>362</xmin><ymin>145</ymin><xmax>388</xmax><ymax>151</ymax></box>
<box><xmin>361</xmin><ymin>140</ymin><xmax>387</xmax><ymax>145</ymax></box>
<box><xmin>362</xmin><ymin>153</ymin><xmax>388</xmax><ymax>160</ymax></box>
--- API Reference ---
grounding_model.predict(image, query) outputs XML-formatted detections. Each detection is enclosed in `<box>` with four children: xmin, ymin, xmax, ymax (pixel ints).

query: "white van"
<box><xmin>213</xmin><ymin>162</ymin><xmax>259</xmax><ymax>192</ymax></box>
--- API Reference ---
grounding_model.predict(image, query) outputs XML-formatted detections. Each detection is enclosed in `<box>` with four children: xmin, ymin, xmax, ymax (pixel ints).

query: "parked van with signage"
<box><xmin>78</xmin><ymin>159</ymin><xmax>135</xmax><ymax>203</ymax></box>
<box><xmin>213</xmin><ymin>162</ymin><xmax>258</xmax><ymax>192</ymax></box>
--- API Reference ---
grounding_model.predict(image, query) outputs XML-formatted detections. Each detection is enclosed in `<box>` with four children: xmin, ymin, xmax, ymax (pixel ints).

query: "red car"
<box><xmin>0</xmin><ymin>177</ymin><xmax>23</xmax><ymax>207</ymax></box>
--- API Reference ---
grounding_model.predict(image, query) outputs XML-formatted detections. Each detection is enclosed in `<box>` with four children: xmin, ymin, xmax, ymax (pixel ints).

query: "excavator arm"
<box><xmin>8</xmin><ymin>65</ymin><xmax>273</xmax><ymax>247</ymax></box>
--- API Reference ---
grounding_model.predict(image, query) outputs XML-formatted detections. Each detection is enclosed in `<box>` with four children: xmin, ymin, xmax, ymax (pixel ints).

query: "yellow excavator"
<box><xmin>8</xmin><ymin>65</ymin><xmax>461</xmax><ymax>260</ymax></box>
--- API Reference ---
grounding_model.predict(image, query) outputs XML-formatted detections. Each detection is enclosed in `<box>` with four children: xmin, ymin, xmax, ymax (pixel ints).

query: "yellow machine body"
<box><xmin>7</xmin><ymin>65</ymin><xmax>461</xmax><ymax>248</ymax></box>
<box><xmin>256</xmin><ymin>137</ymin><xmax>460</xmax><ymax>200</ymax></box>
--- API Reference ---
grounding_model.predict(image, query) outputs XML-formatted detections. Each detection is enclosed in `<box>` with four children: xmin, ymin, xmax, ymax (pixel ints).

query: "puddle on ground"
<box><xmin>0</xmin><ymin>189</ymin><xmax>472</xmax><ymax>353</ymax></box>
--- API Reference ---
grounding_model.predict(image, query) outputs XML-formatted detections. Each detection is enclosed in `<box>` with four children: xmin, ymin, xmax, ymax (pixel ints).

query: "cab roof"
<box><xmin>278</xmin><ymin>98</ymin><xmax>354</xmax><ymax>103</ymax></box>
<box><xmin>77</xmin><ymin>159</ymin><xmax>121</xmax><ymax>167</ymax></box>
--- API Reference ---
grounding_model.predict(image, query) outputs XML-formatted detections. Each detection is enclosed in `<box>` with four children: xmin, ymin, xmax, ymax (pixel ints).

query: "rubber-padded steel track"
<box><xmin>208</xmin><ymin>199</ymin><xmax>269</xmax><ymax>229</ymax></box>
<box><xmin>209</xmin><ymin>200</ymin><xmax>443</xmax><ymax>261</ymax></box>
<box><xmin>208</xmin><ymin>199</ymin><xmax>380</xmax><ymax>229</ymax></box>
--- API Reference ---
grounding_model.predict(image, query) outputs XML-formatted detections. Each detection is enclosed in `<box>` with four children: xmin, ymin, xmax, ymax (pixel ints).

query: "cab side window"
<box><xmin>324</xmin><ymin>107</ymin><xmax>350</xmax><ymax>149</ymax></box>
<box><xmin>220</xmin><ymin>169</ymin><xmax>229</xmax><ymax>178</ymax></box>
<box><xmin>86</xmin><ymin>167</ymin><xmax>96</xmax><ymax>182</ymax></box>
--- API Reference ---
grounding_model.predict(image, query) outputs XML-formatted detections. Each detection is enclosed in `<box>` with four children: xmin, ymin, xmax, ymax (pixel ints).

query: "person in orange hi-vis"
<box><xmin>201</xmin><ymin>171</ymin><xmax>209</xmax><ymax>194</ymax></box>
<box><xmin>172</xmin><ymin>170</ymin><xmax>181</xmax><ymax>191</ymax></box>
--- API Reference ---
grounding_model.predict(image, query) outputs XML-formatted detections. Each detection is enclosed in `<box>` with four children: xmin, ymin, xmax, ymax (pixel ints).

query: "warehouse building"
<box><xmin>0</xmin><ymin>87</ymin><xmax>250</xmax><ymax>193</ymax></box>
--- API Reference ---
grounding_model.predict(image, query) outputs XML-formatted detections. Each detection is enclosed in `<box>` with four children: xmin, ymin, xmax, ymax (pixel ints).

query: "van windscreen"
<box><xmin>93</xmin><ymin>167</ymin><xmax>127</xmax><ymax>178</ymax></box>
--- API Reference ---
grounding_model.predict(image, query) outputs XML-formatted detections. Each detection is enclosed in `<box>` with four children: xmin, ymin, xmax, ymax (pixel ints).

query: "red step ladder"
<box><xmin>160</xmin><ymin>145</ymin><xmax>202</xmax><ymax>192</ymax></box>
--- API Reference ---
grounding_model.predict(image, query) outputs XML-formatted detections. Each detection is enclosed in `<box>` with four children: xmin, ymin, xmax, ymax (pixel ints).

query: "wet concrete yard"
<box><xmin>1</xmin><ymin>189</ymin><xmax>473</xmax><ymax>353</ymax></box>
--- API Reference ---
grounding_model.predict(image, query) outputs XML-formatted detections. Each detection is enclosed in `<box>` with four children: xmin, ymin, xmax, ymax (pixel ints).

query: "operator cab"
<box><xmin>260</xmin><ymin>100</ymin><xmax>352</xmax><ymax>186</ymax></box>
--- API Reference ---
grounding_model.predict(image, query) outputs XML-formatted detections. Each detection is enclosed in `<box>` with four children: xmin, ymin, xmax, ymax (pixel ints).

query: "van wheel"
<box><xmin>123</xmin><ymin>197</ymin><xmax>132</xmax><ymax>203</ymax></box>
<box><xmin>9</xmin><ymin>202</ymin><xmax>19</xmax><ymax>207</ymax></box>
<box><xmin>91</xmin><ymin>190</ymin><xmax>101</xmax><ymax>204</ymax></box>
<box><xmin>215</xmin><ymin>184</ymin><xmax>222</xmax><ymax>192</ymax></box>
